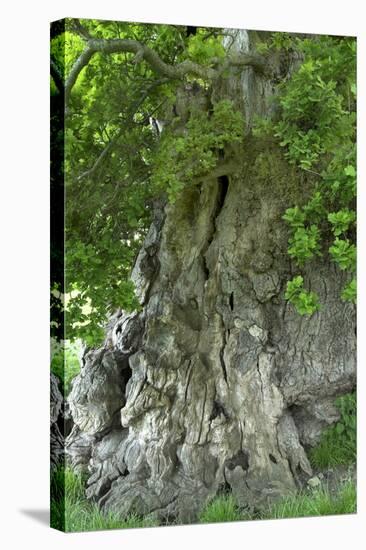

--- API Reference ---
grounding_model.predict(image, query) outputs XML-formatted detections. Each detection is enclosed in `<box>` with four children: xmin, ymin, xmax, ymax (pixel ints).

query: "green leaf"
<box><xmin>328</xmin><ymin>209</ymin><xmax>356</xmax><ymax>236</ymax></box>
<box><xmin>344</xmin><ymin>165</ymin><xmax>356</xmax><ymax>177</ymax></box>
<box><xmin>282</xmin><ymin>206</ymin><xmax>306</xmax><ymax>228</ymax></box>
<box><xmin>285</xmin><ymin>276</ymin><xmax>320</xmax><ymax>316</ymax></box>
<box><xmin>341</xmin><ymin>278</ymin><xmax>356</xmax><ymax>303</ymax></box>
<box><xmin>329</xmin><ymin>238</ymin><xmax>356</xmax><ymax>271</ymax></box>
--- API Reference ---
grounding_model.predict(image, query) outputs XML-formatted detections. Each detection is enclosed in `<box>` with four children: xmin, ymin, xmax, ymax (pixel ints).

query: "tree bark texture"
<box><xmin>64</xmin><ymin>30</ymin><xmax>356</xmax><ymax>523</ymax></box>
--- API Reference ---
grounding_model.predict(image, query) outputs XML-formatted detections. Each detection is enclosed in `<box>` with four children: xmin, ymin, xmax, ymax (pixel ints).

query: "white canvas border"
<box><xmin>0</xmin><ymin>1</ymin><xmax>364</xmax><ymax>549</ymax></box>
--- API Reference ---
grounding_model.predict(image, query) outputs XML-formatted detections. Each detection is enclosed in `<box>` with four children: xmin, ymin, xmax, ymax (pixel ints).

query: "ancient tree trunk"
<box><xmin>65</xmin><ymin>30</ymin><xmax>356</xmax><ymax>523</ymax></box>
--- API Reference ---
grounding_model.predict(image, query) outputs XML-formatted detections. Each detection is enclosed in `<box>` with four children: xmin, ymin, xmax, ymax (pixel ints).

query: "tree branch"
<box><xmin>69</xmin><ymin>18</ymin><xmax>94</xmax><ymax>40</ymax></box>
<box><xmin>220</xmin><ymin>53</ymin><xmax>268</xmax><ymax>74</ymax></box>
<box><xmin>76</xmin><ymin>82</ymin><xmax>167</xmax><ymax>181</ymax></box>
<box><xmin>65</xmin><ymin>37</ymin><xmax>268</xmax><ymax>108</ymax></box>
<box><xmin>65</xmin><ymin>46</ymin><xmax>95</xmax><ymax>106</ymax></box>
<box><xmin>195</xmin><ymin>160</ymin><xmax>238</xmax><ymax>185</ymax></box>
<box><xmin>76</xmin><ymin>129</ymin><xmax>122</xmax><ymax>181</ymax></box>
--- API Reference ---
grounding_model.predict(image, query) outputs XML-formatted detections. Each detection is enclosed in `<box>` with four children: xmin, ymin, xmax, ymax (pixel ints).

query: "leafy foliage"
<box><xmin>187</xmin><ymin>33</ymin><xmax>225</xmax><ymax>65</ymax></box>
<box><xmin>51</xmin><ymin>22</ymin><xmax>356</xmax><ymax>341</ymax></box>
<box><xmin>329</xmin><ymin>238</ymin><xmax>356</xmax><ymax>271</ymax></box>
<box><xmin>341</xmin><ymin>278</ymin><xmax>356</xmax><ymax>303</ymax></box>
<box><xmin>51</xmin><ymin>339</ymin><xmax>81</xmax><ymax>395</ymax></box>
<box><xmin>256</xmin><ymin>35</ymin><xmax>356</xmax><ymax>313</ymax></box>
<box><xmin>287</xmin><ymin>225</ymin><xmax>321</xmax><ymax>264</ymax></box>
<box><xmin>152</xmin><ymin>99</ymin><xmax>244</xmax><ymax>201</ymax></box>
<box><xmin>328</xmin><ymin>209</ymin><xmax>356</xmax><ymax>237</ymax></box>
<box><xmin>285</xmin><ymin>275</ymin><xmax>320</xmax><ymax>316</ymax></box>
<box><xmin>309</xmin><ymin>393</ymin><xmax>356</xmax><ymax>469</ymax></box>
<box><xmin>51</xmin><ymin>20</ymin><xmax>230</xmax><ymax>343</ymax></box>
<box><xmin>273</xmin><ymin>37</ymin><xmax>355</xmax><ymax>169</ymax></box>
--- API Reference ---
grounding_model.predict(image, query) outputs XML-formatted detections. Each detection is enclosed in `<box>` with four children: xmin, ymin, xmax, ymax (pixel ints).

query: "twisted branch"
<box><xmin>75</xmin><ymin>82</ymin><xmax>168</xmax><ymax>181</ymax></box>
<box><xmin>64</xmin><ymin>38</ymin><xmax>268</xmax><ymax>107</ymax></box>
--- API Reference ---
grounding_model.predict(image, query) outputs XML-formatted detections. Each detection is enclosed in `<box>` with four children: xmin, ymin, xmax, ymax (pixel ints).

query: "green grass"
<box><xmin>198</xmin><ymin>494</ymin><xmax>242</xmax><ymax>523</ymax></box>
<box><xmin>51</xmin><ymin>467</ymin><xmax>356</xmax><ymax>531</ymax></box>
<box><xmin>260</xmin><ymin>481</ymin><xmax>356</xmax><ymax>519</ymax></box>
<box><xmin>63</xmin><ymin>499</ymin><xmax>155</xmax><ymax>532</ymax></box>
<box><xmin>309</xmin><ymin>393</ymin><xmax>356</xmax><ymax>469</ymax></box>
<box><xmin>198</xmin><ymin>482</ymin><xmax>356</xmax><ymax>525</ymax></box>
<box><xmin>51</xmin><ymin>466</ymin><xmax>156</xmax><ymax>532</ymax></box>
<box><xmin>52</xmin><ymin>391</ymin><xmax>357</xmax><ymax>532</ymax></box>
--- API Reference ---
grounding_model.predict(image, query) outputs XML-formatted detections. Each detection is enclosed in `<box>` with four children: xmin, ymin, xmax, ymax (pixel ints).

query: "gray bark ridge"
<box><xmin>65</xmin><ymin>30</ymin><xmax>356</xmax><ymax>523</ymax></box>
<box><xmin>50</xmin><ymin>373</ymin><xmax>65</xmax><ymax>469</ymax></box>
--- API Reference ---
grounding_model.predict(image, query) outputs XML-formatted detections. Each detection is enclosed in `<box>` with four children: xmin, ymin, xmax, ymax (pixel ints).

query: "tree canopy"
<box><xmin>50</xmin><ymin>19</ymin><xmax>356</xmax><ymax>344</ymax></box>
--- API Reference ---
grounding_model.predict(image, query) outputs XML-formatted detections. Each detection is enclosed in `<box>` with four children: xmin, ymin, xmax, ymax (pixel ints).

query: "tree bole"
<box><xmin>65</xmin><ymin>30</ymin><xmax>356</xmax><ymax>523</ymax></box>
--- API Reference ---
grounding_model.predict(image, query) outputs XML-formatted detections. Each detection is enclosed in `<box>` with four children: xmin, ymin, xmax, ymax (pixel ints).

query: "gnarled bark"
<box><xmin>65</xmin><ymin>30</ymin><xmax>356</xmax><ymax>523</ymax></box>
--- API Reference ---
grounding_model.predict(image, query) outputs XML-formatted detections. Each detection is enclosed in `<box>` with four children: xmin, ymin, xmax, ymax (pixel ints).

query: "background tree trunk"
<box><xmin>65</xmin><ymin>30</ymin><xmax>356</xmax><ymax>523</ymax></box>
